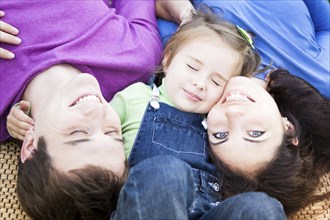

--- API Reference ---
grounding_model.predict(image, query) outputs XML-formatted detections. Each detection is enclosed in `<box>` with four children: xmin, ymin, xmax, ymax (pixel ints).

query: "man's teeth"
<box><xmin>226</xmin><ymin>93</ymin><xmax>249</xmax><ymax>102</ymax></box>
<box><xmin>75</xmin><ymin>95</ymin><xmax>100</xmax><ymax>105</ymax></box>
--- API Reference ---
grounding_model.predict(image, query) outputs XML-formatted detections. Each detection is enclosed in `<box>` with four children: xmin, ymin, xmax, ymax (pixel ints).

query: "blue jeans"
<box><xmin>128</xmin><ymin>103</ymin><xmax>222</xmax><ymax>218</ymax></box>
<box><xmin>112</xmin><ymin>156</ymin><xmax>286</xmax><ymax>220</ymax></box>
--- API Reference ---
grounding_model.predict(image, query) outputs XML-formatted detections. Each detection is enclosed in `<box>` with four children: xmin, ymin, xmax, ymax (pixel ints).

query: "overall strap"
<box><xmin>150</xmin><ymin>83</ymin><xmax>160</xmax><ymax>110</ymax></box>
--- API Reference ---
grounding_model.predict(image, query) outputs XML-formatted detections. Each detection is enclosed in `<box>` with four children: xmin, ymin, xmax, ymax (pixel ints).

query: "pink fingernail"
<box><xmin>12</xmin><ymin>27</ymin><xmax>19</xmax><ymax>35</ymax></box>
<box><xmin>7</xmin><ymin>52</ymin><xmax>15</xmax><ymax>59</ymax></box>
<box><xmin>15</xmin><ymin>37</ymin><xmax>21</xmax><ymax>44</ymax></box>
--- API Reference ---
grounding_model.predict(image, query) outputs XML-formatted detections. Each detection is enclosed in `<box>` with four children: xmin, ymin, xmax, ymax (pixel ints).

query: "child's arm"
<box><xmin>0</xmin><ymin>10</ymin><xmax>21</xmax><ymax>59</ymax></box>
<box><xmin>6</xmin><ymin>101</ymin><xmax>34</xmax><ymax>140</ymax></box>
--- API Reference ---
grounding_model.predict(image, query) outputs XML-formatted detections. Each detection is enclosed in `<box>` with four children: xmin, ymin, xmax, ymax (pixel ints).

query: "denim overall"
<box><xmin>128</xmin><ymin>85</ymin><xmax>222</xmax><ymax>219</ymax></box>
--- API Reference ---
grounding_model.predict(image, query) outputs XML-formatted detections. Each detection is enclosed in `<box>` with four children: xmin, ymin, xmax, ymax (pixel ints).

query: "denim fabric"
<box><xmin>112</xmin><ymin>156</ymin><xmax>194</xmax><ymax>220</ymax></box>
<box><xmin>128</xmin><ymin>102</ymin><xmax>222</xmax><ymax>219</ymax></box>
<box><xmin>112</xmin><ymin>156</ymin><xmax>287</xmax><ymax>220</ymax></box>
<box><xmin>200</xmin><ymin>192</ymin><xmax>287</xmax><ymax>220</ymax></box>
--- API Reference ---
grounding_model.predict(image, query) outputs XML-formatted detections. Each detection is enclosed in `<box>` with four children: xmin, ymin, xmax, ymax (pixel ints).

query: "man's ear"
<box><xmin>21</xmin><ymin>129</ymin><xmax>36</xmax><ymax>163</ymax></box>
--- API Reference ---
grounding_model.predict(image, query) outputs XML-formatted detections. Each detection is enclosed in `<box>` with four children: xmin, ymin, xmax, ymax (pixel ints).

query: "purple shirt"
<box><xmin>0</xmin><ymin>0</ymin><xmax>162</xmax><ymax>141</ymax></box>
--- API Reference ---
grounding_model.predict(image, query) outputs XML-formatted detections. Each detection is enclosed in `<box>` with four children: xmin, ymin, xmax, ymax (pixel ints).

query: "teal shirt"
<box><xmin>110</xmin><ymin>81</ymin><xmax>173</xmax><ymax>158</ymax></box>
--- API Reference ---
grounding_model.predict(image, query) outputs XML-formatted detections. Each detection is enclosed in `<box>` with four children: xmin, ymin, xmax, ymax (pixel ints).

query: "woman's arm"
<box><xmin>0</xmin><ymin>10</ymin><xmax>21</xmax><ymax>59</ymax></box>
<box><xmin>155</xmin><ymin>0</ymin><xmax>195</xmax><ymax>24</ymax></box>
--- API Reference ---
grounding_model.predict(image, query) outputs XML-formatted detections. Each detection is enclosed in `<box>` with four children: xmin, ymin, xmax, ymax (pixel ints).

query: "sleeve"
<box><xmin>303</xmin><ymin>0</ymin><xmax>330</xmax><ymax>50</ymax></box>
<box><xmin>303</xmin><ymin>0</ymin><xmax>330</xmax><ymax>32</ymax></box>
<box><xmin>110</xmin><ymin>91</ymin><xmax>128</xmax><ymax>125</ymax></box>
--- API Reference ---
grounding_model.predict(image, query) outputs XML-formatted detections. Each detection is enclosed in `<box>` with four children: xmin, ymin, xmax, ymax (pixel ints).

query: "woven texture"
<box><xmin>1</xmin><ymin>139</ymin><xmax>329</xmax><ymax>220</ymax></box>
<box><xmin>1</xmin><ymin>140</ymin><xmax>30</xmax><ymax>220</ymax></box>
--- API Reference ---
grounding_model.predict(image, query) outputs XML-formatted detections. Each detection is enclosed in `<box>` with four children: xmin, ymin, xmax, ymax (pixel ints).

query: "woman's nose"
<box><xmin>225</xmin><ymin>105</ymin><xmax>245</xmax><ymax>118</ymax></box>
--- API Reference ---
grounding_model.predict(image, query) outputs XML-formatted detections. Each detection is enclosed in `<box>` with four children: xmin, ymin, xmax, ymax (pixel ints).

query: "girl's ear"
<box><xmin>21</xmin><ymin>129</ymin><xmax>37</xmax><ymax>163</ymax></box>
<box><xmin>283</xmin><ymin>117</ymin><xmax>299</xmax><ymax>146</ymax></box>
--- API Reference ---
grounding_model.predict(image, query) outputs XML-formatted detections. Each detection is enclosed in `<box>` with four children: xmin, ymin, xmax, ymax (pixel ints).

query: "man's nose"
<box><xmin>83</xmin><ymin>104</ymin><xmax>106</xmax><ymax>118</ymax></box>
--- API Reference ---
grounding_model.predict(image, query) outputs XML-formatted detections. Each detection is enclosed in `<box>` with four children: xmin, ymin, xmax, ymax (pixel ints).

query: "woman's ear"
<box><xmin>21</xmin><ymin>129</ymin><xmax>36</xmax><ymax>163</ymax></box>
<box><xmin>283</xmin><ymin>117</ymin><xmax>299</xmax><ymax>146</ymax></box>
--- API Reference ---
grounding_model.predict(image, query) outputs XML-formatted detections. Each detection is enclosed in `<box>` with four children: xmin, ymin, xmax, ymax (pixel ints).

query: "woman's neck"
<box><xmin>22</xmin><ymin>64</ymin><xmax>81</xmax><ymax>118</ymax></box>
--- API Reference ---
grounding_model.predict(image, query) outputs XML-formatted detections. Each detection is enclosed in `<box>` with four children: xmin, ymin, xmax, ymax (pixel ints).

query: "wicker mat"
<box><xmin>1</xmin><ymin>140</ymin><xmax>329</xmax><ymax>220</ymax></box>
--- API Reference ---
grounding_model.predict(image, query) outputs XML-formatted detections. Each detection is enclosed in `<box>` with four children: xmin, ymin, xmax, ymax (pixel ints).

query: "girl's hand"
<box><xmin>0</xmin><ymin>10</ymin><xmax>21</xmax><ymax>59</ymax></box>
<box><xmin>7</xmin><ymin>101</ymin><xmax>34</xmax><ymax>141</ymax></box>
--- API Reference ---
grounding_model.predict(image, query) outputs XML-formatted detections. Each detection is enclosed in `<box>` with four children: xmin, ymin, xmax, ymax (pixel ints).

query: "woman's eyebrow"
<box><xmin>243</xmin><ymin>138</ymin><xmax>264</xmax><ymax>143</ymax></box>
<box><xmin>209</xmin><ymin>138</ymin><xmax>228</xmax><ymax>145</ymax></box>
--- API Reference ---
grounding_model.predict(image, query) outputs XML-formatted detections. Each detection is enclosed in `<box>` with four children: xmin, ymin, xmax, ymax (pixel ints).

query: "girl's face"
<box><xmin>207</xmin><ymin>76</ymin><xmax>288</xmax><ymax>175</ymax></box>
<box><xmin>163</xmin><ymin>36</ymin><xmax>241</xmax><ymax>114</ymax></box>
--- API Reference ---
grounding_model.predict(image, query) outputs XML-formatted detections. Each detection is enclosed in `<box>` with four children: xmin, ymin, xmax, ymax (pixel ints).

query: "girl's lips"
<box><xmin>222</xmin><ymin>89</ymin><xmax>255</xmax><ymax>104</ymax></box>
<box><xmin>184</xmin><ymin>89</ymin><xmax>202</xmax><ymax>101</ymax></box>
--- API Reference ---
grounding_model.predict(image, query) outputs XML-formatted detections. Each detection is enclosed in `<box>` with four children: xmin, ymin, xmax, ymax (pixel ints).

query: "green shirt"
<box><xmin>110</xmin><ymin>81</ymin><xmax>173</xmax><ymax>158</ymax></box>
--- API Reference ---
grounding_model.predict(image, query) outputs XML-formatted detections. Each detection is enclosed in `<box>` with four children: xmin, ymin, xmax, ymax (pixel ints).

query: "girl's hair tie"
<box><xmin>236</xmin><ymin>25</ymin><xmax>255</xmax><ymax>49</ymax></box>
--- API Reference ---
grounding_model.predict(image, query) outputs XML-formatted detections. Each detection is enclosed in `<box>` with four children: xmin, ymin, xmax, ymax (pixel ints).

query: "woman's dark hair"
<box><xmin>17</xmin><ymin>136</ymin><xmax>128</xmax><ymax>220</ymax></box>
<box><xmin>210</xmin><ymin>69</ymin><xmax>330</xmax><ymax>216</ymax></box>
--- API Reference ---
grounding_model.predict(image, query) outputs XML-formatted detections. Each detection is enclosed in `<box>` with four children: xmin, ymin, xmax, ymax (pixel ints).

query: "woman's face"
<box><xmin>34</xmin><ymin>74</ymin><xmax>125</xmax><ymax>176</ymax></box>
<box><xmin>207</xmin><ymin>76</ymin><xmax>287</xmax><ymax>175</ymax></box>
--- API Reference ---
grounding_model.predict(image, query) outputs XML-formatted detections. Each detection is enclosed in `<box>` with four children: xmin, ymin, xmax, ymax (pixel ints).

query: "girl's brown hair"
<box><xmin>154</xmin><ymin>5</ymin><xmax>265</xmax><ymax>85</ymax></box>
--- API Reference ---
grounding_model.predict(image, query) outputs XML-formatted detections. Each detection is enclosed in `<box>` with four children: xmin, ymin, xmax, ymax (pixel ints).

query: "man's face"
<box><xmin>34</xmin><ymin>74</ymin><xmax>126</xmax><ymax>176</ymax></box>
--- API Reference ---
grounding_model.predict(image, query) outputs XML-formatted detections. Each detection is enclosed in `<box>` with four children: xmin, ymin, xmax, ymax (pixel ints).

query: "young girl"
<box><xmin>110</xmin><ymin>7</ymin><xmax>262</xmax><ymax>218</ymax></box>
<box><xmin>206</xmin><ymin>69</ymin><xmax>330</xmax><ymax>217</ymax></box>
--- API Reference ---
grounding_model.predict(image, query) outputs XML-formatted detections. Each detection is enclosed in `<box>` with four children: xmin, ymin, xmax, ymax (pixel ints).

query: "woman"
<box><xmin>206</xmin><ymin>69</ymin><xmax>330</xmax><ymax>217</ymax></box>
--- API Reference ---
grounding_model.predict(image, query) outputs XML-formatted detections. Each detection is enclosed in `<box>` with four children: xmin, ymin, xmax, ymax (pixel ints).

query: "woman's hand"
<box><xmin>7</xmin><ymin>101</ymin><xmax>34</xmax><ymax>141</ymax></box>
<box><xmin>156</xmin><ymin>0</ymin><xmax>195</xmax><ymax>25</ymax></box>
<box><xmin>0</xmin><ymin>10</ymin><xmax>21</xmax><ymax>59</ymax></box>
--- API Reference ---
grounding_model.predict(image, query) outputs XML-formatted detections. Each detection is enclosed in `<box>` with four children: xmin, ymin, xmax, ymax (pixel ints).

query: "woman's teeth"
<box><xmin>225</xmin><ymin>93</ymin><xmax>249</xmax><ymax>102</ymax></box>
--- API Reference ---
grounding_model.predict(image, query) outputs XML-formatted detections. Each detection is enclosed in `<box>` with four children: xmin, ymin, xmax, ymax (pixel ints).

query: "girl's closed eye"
<box><xmin>211</xmin><ymin>74</ymin><xmax>227</xmax><ymax>87</ymax></box>
<box><xmin>187</xmin><ymin>63</ymin><xmax>198</xmax><ymax>71</ymax></box>
<box><xmin>211</xmin><ymin>78</ymin><xmax>220</xmax><ymax>86</ymax></box>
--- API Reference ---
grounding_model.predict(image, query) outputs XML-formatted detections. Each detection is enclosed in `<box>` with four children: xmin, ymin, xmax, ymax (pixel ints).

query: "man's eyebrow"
<box><xmin>64</xmin><ymin>139</ymin><xmax>90</xmax><ymax>145</ymax></box>
<box><xmin>64</xmin><ymin>137</ymin><xmax>124</xmax><ymax>145</ymax></box>
<box><xmin>114</xmin><ymin>137</ymin><xmax>125</xmax><ymax>144</ymax></box>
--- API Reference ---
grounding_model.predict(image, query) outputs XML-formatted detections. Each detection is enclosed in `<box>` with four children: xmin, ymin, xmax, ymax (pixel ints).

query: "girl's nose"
<box><xmin>193</xmin><ymin>79</ymin><xmax>206</xmax><ymax>90</ymax></box>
